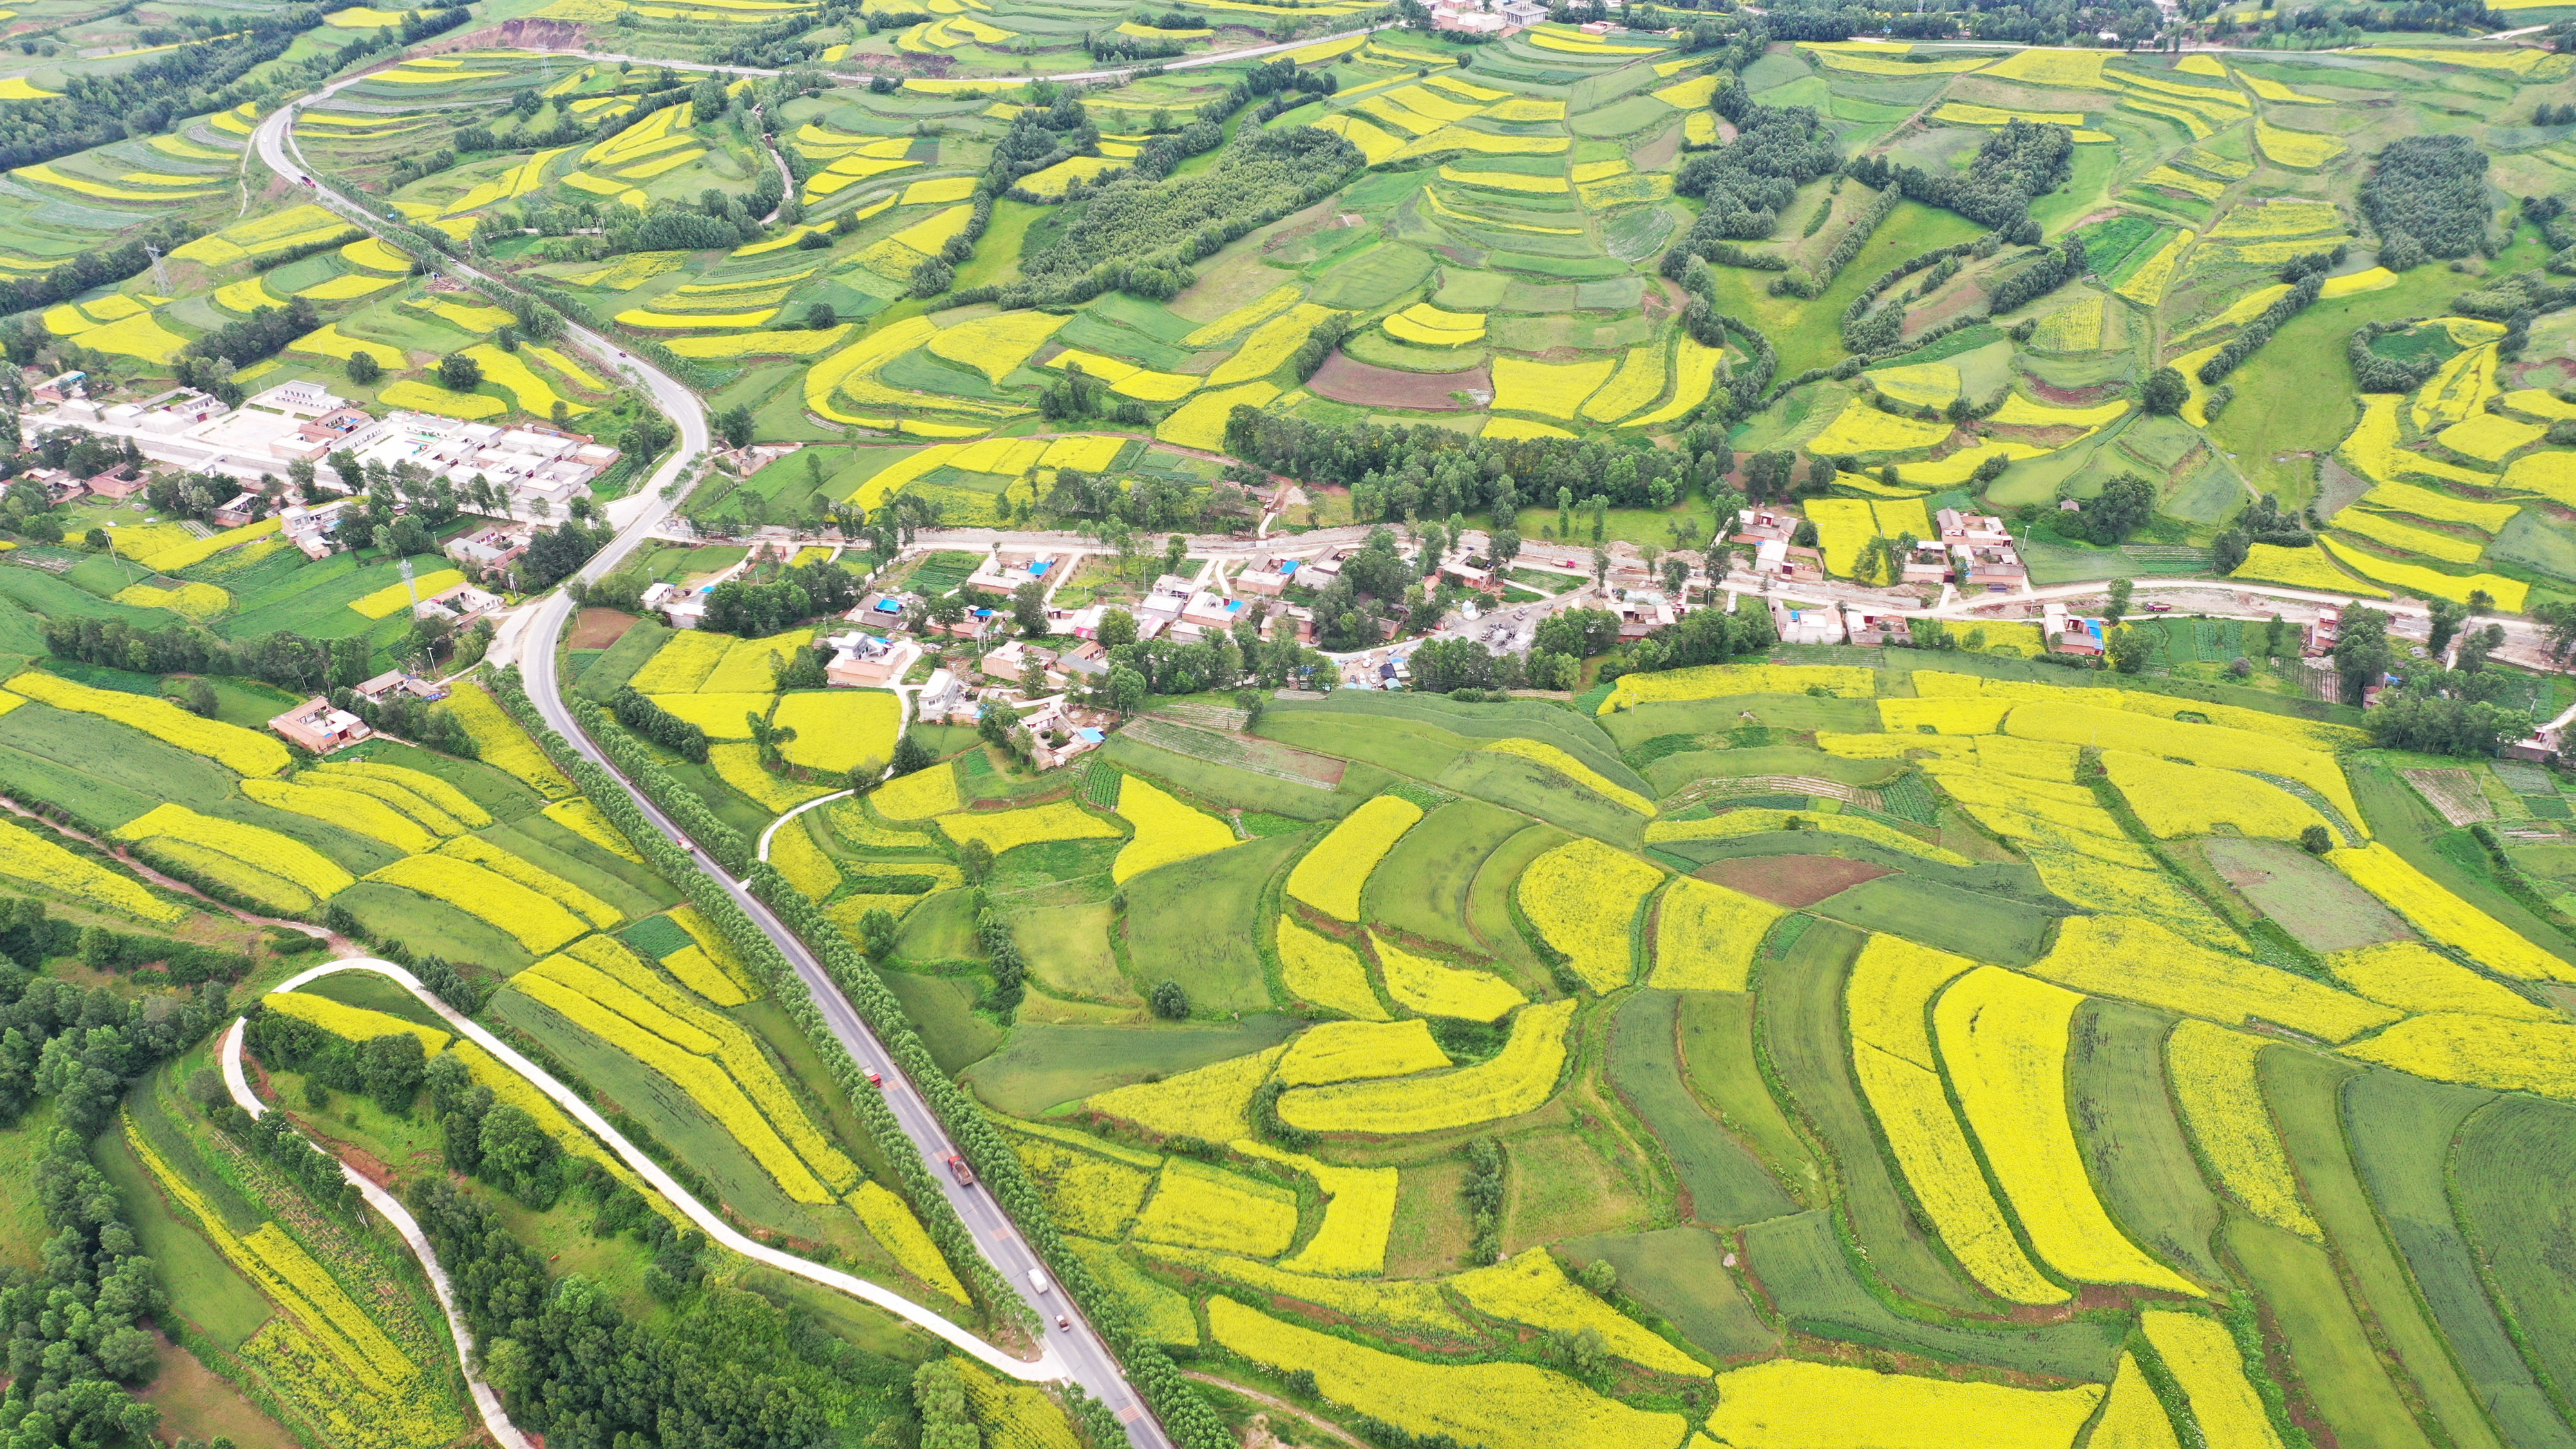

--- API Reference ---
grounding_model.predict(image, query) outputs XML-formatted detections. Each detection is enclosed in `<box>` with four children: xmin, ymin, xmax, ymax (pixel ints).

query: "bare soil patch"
<box><xmin>569</xmin><ymin>608</ymin><xmax>639</xmax><ymax>649</ymax></box>
<box><xmin>1308</xmin><ymin>353</ymin><xmax>1491</xmax><ymax>410</ymax></box>
<box><xmin>1697</xmin><ymin>855</ymin><xmax>1891</xmax><ymax>909</ymax></box>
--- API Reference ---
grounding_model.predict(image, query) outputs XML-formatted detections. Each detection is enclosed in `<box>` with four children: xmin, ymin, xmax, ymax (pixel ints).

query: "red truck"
<box><xmin>947</xmin><ymin>1154</ymin><xmax>975</xmax><ymax>1186</ymax></box>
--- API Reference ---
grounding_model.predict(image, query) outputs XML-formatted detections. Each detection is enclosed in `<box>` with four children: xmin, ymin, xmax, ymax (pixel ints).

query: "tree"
<box><xmin>2107</xmin><ymin>623</ymin><xmax>2150</xmax><ymax>674</ymax></box>
<box><xmin>2300</xmin><ymin>824</ymin><xmax>2333</xmax><ymax>855</ymax></box>
<box><xmin>2061</xmin><ymin>474</ymin><xmax>2155</xmax><ymax>547</ymax></box>
<box><xmin>1162</xmin><ymin>533</ymin><xmax>1188</xmax><ymax>577</ymax></box>
<box><xmin>437</xmin><ymin>352</ymin><xmax>482</xmax><ymax>392</ymax></box>
<box><xmin>2105</xmin><ymin>577</ymin><xmax>2132</xmax><ymax>629</ymax></box>
<box><xmin>715</xmin><ymin>404</ymin><xmax>755</xmax><ymax>450</ymax></box>
<box><xmin>1104</xmin><ymin>665</ymin><xmax>1147</xmax><ymax>715</ymax></box>
<box><xmin>1010</xmin><ymin>578</ymin><xmax>1049</xmax><ymax>636</ymax></box>
<box><xmin>1097</xmin><ymin>607</ymin><xmax>1138</xmax><ymax>649</ymax></box>
<box><xmin>889</xmin><ymin>732</ymin><xmax>938</xmax><ymax>777</ymax></box>
<box><xmin>805</xmin><ymin>303</ymin><xmax>837</xmax><ymax>330</ymax></box>
<box><xmin>2212</xmin><ymin>527</ymin><xmax>2249</xmax><ymax>576</ymax></box>
<box><xmin>957</xmin><ymin>838</ymin><xmax>994</xmax><ymax>884</ymax></box>
<box><xmin>1578</xmin><ymin>1258</ymin><xmax>1617</xmax><ymax>1295</ymax></box>
<box><xmin>2427</xmin><ymin>597</ymin><xmax>2469</xmax><ymax>656</ymax></box>
<box><xmin>346</xmin><ymin>350</ymin><xmax>381</xmax><ymax>385</ymax></box>
<box><xmin>356</xmin><ymin>1032</ymin><xmax>425</xmax><ymax>1115</ymax></box>
<box><xmin>184</xmin><ymin>677</ymin><xmax>218</xmax><ymax>717</ymax></box>
<box><xmin>2141</xmin><ymin>365</ymin><xmax>2189</xmax><ymax>415</ymax></box>
<box><xmin>1150</xmin><ymin>979</ymin><xmax>1189</xmax><ymax>1019</ymax></box>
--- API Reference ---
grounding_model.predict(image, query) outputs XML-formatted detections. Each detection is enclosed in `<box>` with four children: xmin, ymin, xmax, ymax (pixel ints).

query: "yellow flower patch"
<box><xmin>349</xmin><ymin>567</ymin><xmax>465</xmax><ymax>619</ymax></box>
<box><xmin>1285</xmin><ymin>795</ymin><xmax>1423</xmax><ymax>920</ymax></box>
<box><xmin>1648</xmin><ymin>876</ymin><xmax>1783</xmax><ymax>992</ymax></box>
<box><xmin>1492</xmin><ymin>355</ymin><xmax>1618</xmax><ymax>419</ymax></box>
<box><xmin>1132</xmin><ymin>1157</ymin><xmax>1300</xmax><ymax>1256</ymax></box>
<box><xmin>1707</xmin><ymin>1361</ymin><xmax>2105</xmax><ymax>1448</ymax></box>
<box><xmin>1276</xmin><ymin>998</ymin><xmax>1575</xmax><ymax>1135</ymax></box>
<box><xmin>265</xmin><ymin>990</ymin><xmax>450</xmax><ymax>1054</ymax></box>
<box><xmin>366</xmin><ymin>853</ymin><xmax>585</xmax><ymax>952</ymax></box>
<box><xmin>1455</xmin><ymin>1249</ymin><xmax>1703</xmax><ymax>1376</ymax></box>
<box><xmin>2169</xmin><ymin>1019</ymin><xmax>2323</xmax><ymax>1240</ymax></box>
<box><xmin>441</xmin><ymin>681</ymin><xmax>574</xmax><ymax>798</ymax></box>
<box><xmin>0</xmin><ymin>812</ymin><xmax>178</xmax><ymax>921</ymax></box>
<box><xmin>2329</xmin><ymin>844</ymin><xmax>2574</xmax><ymax>981</ymax></box>
<box><xmin>1277</xmin><ymin>1018</ymin><xmax>1449</xmax><ymax>1086</ymax></box>
<box><xmin>1937</xmin><ymin>967</ymin><xmax>2204</xmax><ymax>1294</ymax></box>
<box><xmin>1517</xmin><ymin>838</ymin><xmax>1660</xmax><ymax>992</ymax></box>
<box><xmin>1277</xmin><ymin>918</ymin><xmax>1389</xmax><ymax>1019</ymax></box>
<box><xmin>1088</xmin><ymin>1045</ymin><xmax>1286</xmax><ymax>1141</ymax></box>
<box><xmin>926</xmin><ymin>308</ymin><xmax>1070</xmax><ymax>384</ymax></box>
<box><xmin>1111</xmin><ymin>774</ymin><xmax>1238</xmax><ymax>884</ymax></box>
<box><xmin>874</xmin><ymin>761</ymin><xmax>963</xmax><ymax>820</ymax></box>
<box><xmin>2143</xmin><ymin>1311</ymin><xmax>2287</xmax><ymax>1449</ymax></box>
<box><xmin>2034</xmin><ymin>914</ymin><xmax>2398</xmax><ymax>1041</ymax></box>
<box><xmin>1210</xmin><ymin>1298</ymin><xmax>1686</xmax><ymax>1449</ymax></box>
<box><xmin>1479</xmin><ymin>738</ymin><xmax>1653</xmax><ymax>815</ymax></box>
<box><xmin>934</xmin><ymin>799</ymin><xmax>1119</xmax><ymax>855</ymax></box>
<box><xmin>849</xmin><ymin>1181</ymin><xmax>969</xmax><ymax>1302</ymax></box>
<box><xmin>2325</xmin><ymin>940</ymin><xmax>2550</xmax><ymax>1019</ymax></box>
<box><xmin>8</xmin><ymin>671</ymin><xmax>287</xmax><ymax>775</ymax></box>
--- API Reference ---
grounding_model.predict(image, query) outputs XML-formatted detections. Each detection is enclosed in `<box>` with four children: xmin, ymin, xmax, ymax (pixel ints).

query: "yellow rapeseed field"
<box><xmin>2143</xmin><ymin>1311</ymin><xmax>2287</xmax><ymax>1449</ymax></box>
<box><xmin>1598</xmin><ymin>661</ymin><xmax>1876</xmax><ymax>710</ymax></box>
<box><xmin>367</xmin><ymin>853</ymin><xmax>587</xmax><ymax>953</ymax></box>
<box><xmin>1285</xmin><ymin>795</ymin><xmax>1424</xmax><ymax>920</ymax></box>
<box><xmin>1088</xmin><ymin>1045</ymin><xmax>1287</xmax><ymax>1141</ymax></box>
<box><xmin>7</xmin><ymin>670</ymin><xmax>289</xmax><ymax>775</ymax></box>
<box><xmin>1649</xmin><ymin>876</ymin><xmax>1784</xmax><ymax>992</ymax></box>
<box><xmin>1276</xmin><ymin>918</ymin><xmax>1390</xmax><ymax>1019</ymax></box>
<box><xmin>1517</xmin><ymin>838</ymin><xmax>1661</xmax><ymax>992</ymax></box>
<box><xmin>1232</xmin><ymin>1139</ymin><xmax>1400</xmax><ymax>1276</ymax></box>
<box><xmin>1846</xmin><ymin>934</ymin><xmax>2070</xmax><ymax>1305</ymax></box>
<box><xmin>1644</xmin><ymin>810</ymin><xmax>1975</xmax><ymax>867</ymax></box>
<box><xmin>0</xmin><ymin>821</ymin><xmax>180</xmax><ymax>922</ymax></box>
<box><xmin>1112</xmin><ymin>774</ymin><xmax>1239</xmax><ymax>884</ymax></box>
<box><xmin>2115</xmin><ymin>229</ymin><xmax>2192</xmax><ymax>307</ymax></box>
<box><xmin>934</xmin><ymin>799</ymin><xmax>1120</xmax><ymax>855</ymax></box>
<box><xmin>2034</xmin><ymin>914</ymin><xmax>2398</xmax><ymax>1041</ymax></box>
<box><xmin>1371</xmin><ymin>931</ymin><xmax>1524</xmax><ymax>1021</ymax></box>
<box><xmin>1705</xmin><ymin>1360</ymin><xmax>2107</xmax><ymax>1449</ymax></box>
<box><xmin>1454</xmin><ymin>1249</ymin><xmax>1703</xmax><ymax>1376</ymax></box>
<box><xmin>2168</xmin><ymin>1019</ymin><xmax>2324</xmax><ymax>1240</ymax></box>
<box><xmin>1807</xmin><ymin>397</ymin><xmax>1955</xmax><ymax>455</ymax></box>
<box><xmin>440</xmin><ymin>682</ymin><xmax>576</xmax><ymax>797</ymax></box>
<box><xmin>2340</xmin><ymin>1012</ymin><xmax>2576</xmax><ymax>1096</ymax></box>
<box><xmin>2329</xmin><ymin>843</ymin><xmax>2574</xmax><ymax>981</ymax></box>
<box><xmin>263</xmin><ymin>990</ymin><xmax>450</xmax><ymax>1055</ymax></box>
<box><xmin>875</xmin><ymin>761</ymin><xmax>963</xmax><ymax>819</ymax></box>
<box><xmin>2324</xmin><ymin>941</ymin><xmax>2550</xmax><ymax>1019</ymax></box>
<box><xmin>1209</xmin><ymin>1298</ymin><xmax>1686</xmax><ymax>1449</ymax></box>
<box><xmin>115</xmin><ymin>804</ymin><xmax>354</xmax><ymax>898</ymax></box>
<box><xmin>2101</xmin><ymin>752</ymin><xmax>2333</xmax><ymax>840</ymax></box>
<box><xmin>1277</xmin><ymin>999</ymin><xmax>1575</xmax><ymax>1134</ymax></box>
<box><xmin>1276</xmin><ymin>1018</ymin><xmax>1450</xmax><ymax>1086</ymax></box>
<box><xmin>1479</xmin><ymin>738</ymin><xmax>1654</xmax><ymax>814</ymax></box>
<box><xmin>1132</xmin><ymin>1157</ymin><xmax>1300</xmax><ymax>1256</ymax></box>
<box><xmin>1936</xmin><ymin>967</ymin><xmax>2203</xmax><ymax>1294</ymax></box>
<box><xmin>1491</xmin><ymin>355</ymin><xmax>1616</xmax><ymax>419</ymax></box>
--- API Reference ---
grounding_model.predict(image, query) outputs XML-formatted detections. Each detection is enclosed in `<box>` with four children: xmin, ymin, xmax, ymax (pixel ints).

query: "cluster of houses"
<box><xmin>23</xmin><ymin>377</ymin><xmax>621</xmax><ymax>523</ymax></box>
<box><xmin>1734</xmin><ymin>506</ymin><xmax>2032</xmax><ymax>592</ymax></box>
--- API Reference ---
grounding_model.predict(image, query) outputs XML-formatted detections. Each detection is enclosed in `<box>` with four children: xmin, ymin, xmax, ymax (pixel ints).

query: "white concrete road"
<box><xmin>254</xmin><ymin>90</ymin><xmax>1174</xmax><ymax>1449</ymax></box>
<box><xmin>234</xmin><ymin>961</ymin><xmax>1048</xmax><ymax>1376</ymax></box>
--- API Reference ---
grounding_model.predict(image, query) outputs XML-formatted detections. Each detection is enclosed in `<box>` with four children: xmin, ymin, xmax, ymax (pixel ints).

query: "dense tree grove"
<box><xmin>2363</xmin><ymin>134</ymin><xmax>2492</xmax><ymax>264</ymax></box>
<box><xmin>408</xmin><ymin>1178</ymin><xmax>911</xmax><ymax>1449</ymax></box>
<box><xmin>611</xmin><ymin>685</ymin><xmax>713</xmax><ymax>762</ymax></box>
<box><xmin>1223</xmin><ymin>410</ymin><xmax>1738</xmax><ymax>517</ymax></box>
<box><xmin>1852</xmin><ymin>118</ymin><xmax>2070</xmax><ymax>238</ymax></box>
<box><xmin>2199</xmin><ymin>274</ymin><xmax>2322</xmax><ymax>384</ymax></box>
<box><xmin>185</xmin><ymin>298</ymin><xmax>321</xmax><ymax>372</ymax></box>
<box><xmin>1669</xmin><ymin>87</ymin><xmax>1841</xmax><ymax>249</ymax></box>
<box><xmin>2056</xmin><ymin>473</ymin><xmax>2155</xmax><ymax>546</ymax></box>
<box><xmin>996</xmin><ymin>123</ymin><xmax>1363</xmax><ymax>306</ymax></box>
<box><xmin>0</xmin><ymin>1133</ymin><xmax>167</xmax><ymax>1449</ymax></box>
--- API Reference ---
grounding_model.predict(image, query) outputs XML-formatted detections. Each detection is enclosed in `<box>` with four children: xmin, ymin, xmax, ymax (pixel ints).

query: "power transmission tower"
<box><xmin>146</xmin><ymin>243</ymin><xmax>170</xmax><ymax>294</ymax></box>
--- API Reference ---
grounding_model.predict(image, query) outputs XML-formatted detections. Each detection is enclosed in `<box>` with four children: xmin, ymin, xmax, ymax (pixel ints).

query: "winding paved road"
<box><xmin>250</xmin><ymin>93</ymin><xmax>1175</xmax><ymax>1449</ymax></box>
